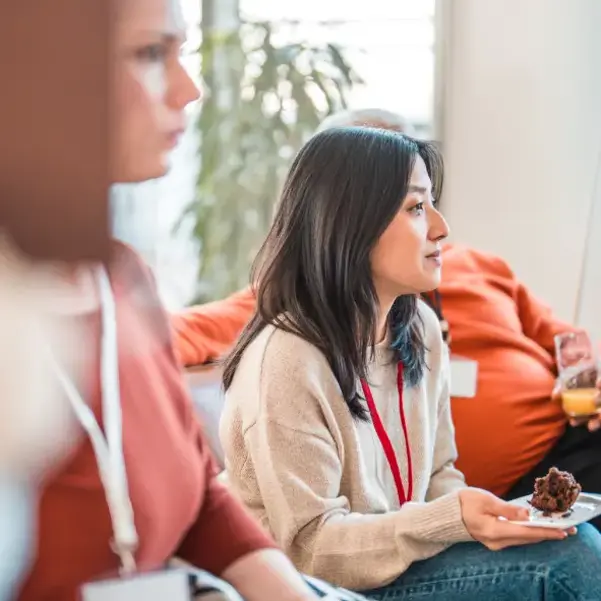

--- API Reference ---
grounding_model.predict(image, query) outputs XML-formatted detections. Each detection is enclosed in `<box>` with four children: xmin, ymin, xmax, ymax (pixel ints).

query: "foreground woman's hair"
<box><xmin>223</xmin><ymin>127</ymin><xmax>444</xmax><ymax>420</ymax></box>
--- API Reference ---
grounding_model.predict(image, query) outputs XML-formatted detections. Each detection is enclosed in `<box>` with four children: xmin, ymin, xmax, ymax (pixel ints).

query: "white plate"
<box><xmin>505</xmin><ymin>492</ymin><xmax>601</xmax><ymax>529</ymax></box>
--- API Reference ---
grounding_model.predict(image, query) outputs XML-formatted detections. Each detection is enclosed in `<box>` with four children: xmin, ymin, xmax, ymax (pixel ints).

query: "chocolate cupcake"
<box><xmin>529</xmin><ymin>467</ymin><xmax>581</xmax><ymax>515</ymax></box>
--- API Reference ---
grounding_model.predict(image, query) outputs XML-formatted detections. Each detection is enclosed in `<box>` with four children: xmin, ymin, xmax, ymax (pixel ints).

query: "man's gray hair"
<box><xmin>316</xmin><ymin>108</ymin><xmax>415</xmax><ymax>135</ymax></box>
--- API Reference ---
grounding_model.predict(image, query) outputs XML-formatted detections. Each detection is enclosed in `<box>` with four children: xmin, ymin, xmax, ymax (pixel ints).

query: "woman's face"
<box><xmin>112</xmin><ymin>0</ymin><xmax>200</xmax><ymax>183</ymax></box>
<box><xmin>370</xmin><ymin>155</ymin><xmax>449</xmax><ymax>303</ymax></box>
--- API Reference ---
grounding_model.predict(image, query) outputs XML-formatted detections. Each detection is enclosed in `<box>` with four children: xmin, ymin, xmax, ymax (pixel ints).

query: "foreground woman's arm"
<box><xmin>221</xmin><ymin>549</ymin><xmax>317</xmax><ymax>601</ymax></box>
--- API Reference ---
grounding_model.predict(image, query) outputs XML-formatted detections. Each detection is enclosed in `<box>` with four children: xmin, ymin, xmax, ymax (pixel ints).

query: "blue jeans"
<box><xmin>362</xmin><ymin>523</ymin><xmax>601</xmax><ymax>601</ymax></box>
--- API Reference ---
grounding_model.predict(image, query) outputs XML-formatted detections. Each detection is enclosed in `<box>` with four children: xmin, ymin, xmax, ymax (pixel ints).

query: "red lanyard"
<box><xmin>360</xmin><ymin>363</ymin><xmax>413</xmax><ymax>506</ymax></box>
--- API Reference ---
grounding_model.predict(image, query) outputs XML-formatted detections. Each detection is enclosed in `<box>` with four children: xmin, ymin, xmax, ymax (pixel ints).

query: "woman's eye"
<box><xmin>408</xmin><ymin>202</ymin><xmax>425</xmax><ymax>215</ymax></box>
<box><xmin>136</xmin><ymin>44</ymin><xmax>167</xmax><ymax>63</ymax></box>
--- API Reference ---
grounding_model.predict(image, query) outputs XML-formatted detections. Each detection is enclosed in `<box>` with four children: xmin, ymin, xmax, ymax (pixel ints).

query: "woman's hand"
<box><xmin>458</xmin><ymin>488</ymin><xmax>574</xmax><ymax>551</ymax></box>
<box><xmin>552</xmin><ymin>378</ymin><xmax>601</xmax><ymax>432</ymax></box>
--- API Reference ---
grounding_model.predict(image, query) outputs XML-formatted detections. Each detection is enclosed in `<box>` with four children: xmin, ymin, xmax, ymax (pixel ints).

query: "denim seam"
<box><xmin>547</xmin><ymin>566</ymin><xmax>581</xmax><ymax>601</ymax></box>
<box><xmin>374</xmin><ymin>568</ymin><xmax>549</xmax><ymax>600</ymax></box>
<box><xmin>391</xmin><ymin>565</ymin><xmax>549</xmax><ymax>588</ymax></box>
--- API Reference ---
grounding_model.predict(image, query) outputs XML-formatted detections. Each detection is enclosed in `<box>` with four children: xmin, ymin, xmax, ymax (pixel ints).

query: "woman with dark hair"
<box><xmin>220</xmin><ymin>127</ymin><xmax>601</xmax><ymax>601</ymax></box>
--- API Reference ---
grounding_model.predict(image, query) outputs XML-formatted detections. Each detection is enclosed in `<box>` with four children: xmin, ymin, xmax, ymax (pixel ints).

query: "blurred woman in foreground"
<box><xmin>15</xmin><ymin>0</ymin><xmax>344</xmax><ymax>599</ymax></box>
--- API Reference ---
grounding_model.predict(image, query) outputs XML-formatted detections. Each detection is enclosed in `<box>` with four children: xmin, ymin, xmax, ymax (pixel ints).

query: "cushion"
<box><xmin>185</xmin><ymin>365</ymin><xmax>226</xmax><ymax>469</ymax></box>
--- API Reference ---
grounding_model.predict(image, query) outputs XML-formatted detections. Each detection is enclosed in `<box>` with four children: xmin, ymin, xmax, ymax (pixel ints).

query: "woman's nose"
<box><xmin>429</xmin><ymin>207</ymin><xmax>450</xmax><ymax>241</ymax></box>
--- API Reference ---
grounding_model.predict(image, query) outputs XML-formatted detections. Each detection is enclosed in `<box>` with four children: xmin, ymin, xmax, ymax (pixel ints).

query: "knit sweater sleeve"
<box><xmin>238</xmin><ymin>331</ymin><xmax>471</xmax><ymax>591</ymax></box>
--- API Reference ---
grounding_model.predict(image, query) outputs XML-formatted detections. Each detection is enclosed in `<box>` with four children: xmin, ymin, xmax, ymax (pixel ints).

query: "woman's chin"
<box><xmin>113</xmin><ymin>154</ymin><xmax>171</xmax><ymax>184</ymax></box>
<box><xmin>145</xmin><ymin>158</ymin><xmax>171</xmax><ymax>181</ymax></box>
<box><xmin>420</xmin><ymin>273</ymin><xmax>442</xmax><ymax>292</ymax></box>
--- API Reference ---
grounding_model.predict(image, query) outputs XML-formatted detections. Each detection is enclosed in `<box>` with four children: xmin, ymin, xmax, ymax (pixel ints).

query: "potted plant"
<box><xmin>179</xmin><ymin>7</ymin><xmax>361</xmax><ymax>302</ymax></box>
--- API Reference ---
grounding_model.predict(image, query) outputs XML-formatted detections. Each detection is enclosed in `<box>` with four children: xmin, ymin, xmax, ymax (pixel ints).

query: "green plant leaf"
<box><xmin>181</xmin><ymin>16</ymin><xmax>359</xmax><ymax>302</ymax></box>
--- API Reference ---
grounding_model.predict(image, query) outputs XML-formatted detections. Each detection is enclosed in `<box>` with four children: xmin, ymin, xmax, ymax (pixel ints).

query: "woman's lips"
<box><xmin>165</xmin><ymin>129</ymin><xmax>185</xmax><ymax>148</ymax></box>
<box><xmin>426</xmin><ymin>250</ymin><xmax>442</xmax><ymax>266</ymax></box>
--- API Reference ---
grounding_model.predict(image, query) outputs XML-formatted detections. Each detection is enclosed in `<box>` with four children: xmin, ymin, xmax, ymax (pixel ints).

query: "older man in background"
<box><xmin>172</xmin><ymin>107</ymin><xmax>601</xmax><ymax>527</ymax></box>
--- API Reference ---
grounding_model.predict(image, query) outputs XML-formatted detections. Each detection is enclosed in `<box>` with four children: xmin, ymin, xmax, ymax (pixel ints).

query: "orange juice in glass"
<box><xmin>561</xmin><ymin>387</ymin><xmax>600</xmax><ymax>418</ymax></box>
<box><xmin>554</xmin><ymin>331</ymin><xmax>600</xmax><ymax>418</ymax></box>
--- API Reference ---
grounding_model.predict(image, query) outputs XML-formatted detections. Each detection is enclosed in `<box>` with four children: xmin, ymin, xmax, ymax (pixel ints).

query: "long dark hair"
<box><xmin>223</xmin><ymin>127</ymin><xmax>444</xmax><ymax>420</ymax></box>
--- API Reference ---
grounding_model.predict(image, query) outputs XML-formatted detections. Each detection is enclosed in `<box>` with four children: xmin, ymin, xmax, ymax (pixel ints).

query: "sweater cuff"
<box><xmin>399</xmin><ymin>492</ymin><xmax>473</xmax><ymax>544</ymax></box>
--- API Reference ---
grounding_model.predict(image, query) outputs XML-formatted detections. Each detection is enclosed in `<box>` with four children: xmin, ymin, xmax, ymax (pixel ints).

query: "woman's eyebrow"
<box><xmin>407</xmin><ymin>185</ymin><xmax>429</xmax><ymax>194</ymax></box>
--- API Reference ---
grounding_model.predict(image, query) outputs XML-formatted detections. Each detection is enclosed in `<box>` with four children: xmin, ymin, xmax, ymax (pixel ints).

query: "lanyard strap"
<box><xmin>360</xmin><ymin>363</ymin><xmax>413</xmax><ymax>506</ymax></box>
<box><xmin>49</xmin><ymin>266</ymin><xmax>138</xmax><ymax>574</ymax></box>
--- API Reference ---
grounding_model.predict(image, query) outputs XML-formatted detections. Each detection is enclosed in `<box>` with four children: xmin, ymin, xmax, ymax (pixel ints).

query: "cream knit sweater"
<box><xmin>220</xmin><ymin>302</ymin><xmax>472</xmax><ymax>590</ymax></box>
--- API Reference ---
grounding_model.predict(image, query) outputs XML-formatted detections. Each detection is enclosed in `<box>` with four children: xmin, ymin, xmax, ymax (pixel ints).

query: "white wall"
<box><xmin>440</xmin><ymin>0</ymin><xmax>601</xmax><ymax>326</ymax></box>
<box><xmin>577</xmin><ymin>166</ymin><xmax>601</xmax><ymax>341</ymax></box>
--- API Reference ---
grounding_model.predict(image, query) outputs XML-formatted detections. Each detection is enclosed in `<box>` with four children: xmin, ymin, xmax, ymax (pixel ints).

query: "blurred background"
<box><xmin>112</xmin><ymin>0</ymin><xmax>601</xmax><ymax>342</ymax></box>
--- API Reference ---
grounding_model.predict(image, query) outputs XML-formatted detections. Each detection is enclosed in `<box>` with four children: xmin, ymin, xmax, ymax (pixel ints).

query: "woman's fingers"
<box><xmin>491</xmin><ymin>520</ymin><xmax>569</xmax><ymax>544</ymax></box>
<box><xmin>487</xmin><ymin>499</ymin><xmax>529</xmax><ymax>522</ymax></box>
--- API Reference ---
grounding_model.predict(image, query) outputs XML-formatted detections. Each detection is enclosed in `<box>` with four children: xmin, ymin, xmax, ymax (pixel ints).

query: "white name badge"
<box><xmin>449</xmin><ymin>355</ymin><xmax>479</xmax><ymax>399</ymax></box>
<box><xmin>81</xmin><ymin>569</ymin><xmax>191</xmax><ymax>601</ymax></box>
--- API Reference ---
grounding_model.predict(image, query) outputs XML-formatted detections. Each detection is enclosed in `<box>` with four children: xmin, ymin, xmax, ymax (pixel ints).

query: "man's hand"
<box><xmin>552</xmin><ymin>378</ymin><xmax>601</xmax><ymax>432</ymax></box>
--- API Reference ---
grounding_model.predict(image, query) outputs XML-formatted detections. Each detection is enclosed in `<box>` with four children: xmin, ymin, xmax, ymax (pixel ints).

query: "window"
<box><xmin>113</xmin><ymin>0</ymin><xmax>438</xmax><ymax>309</ymax></box>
